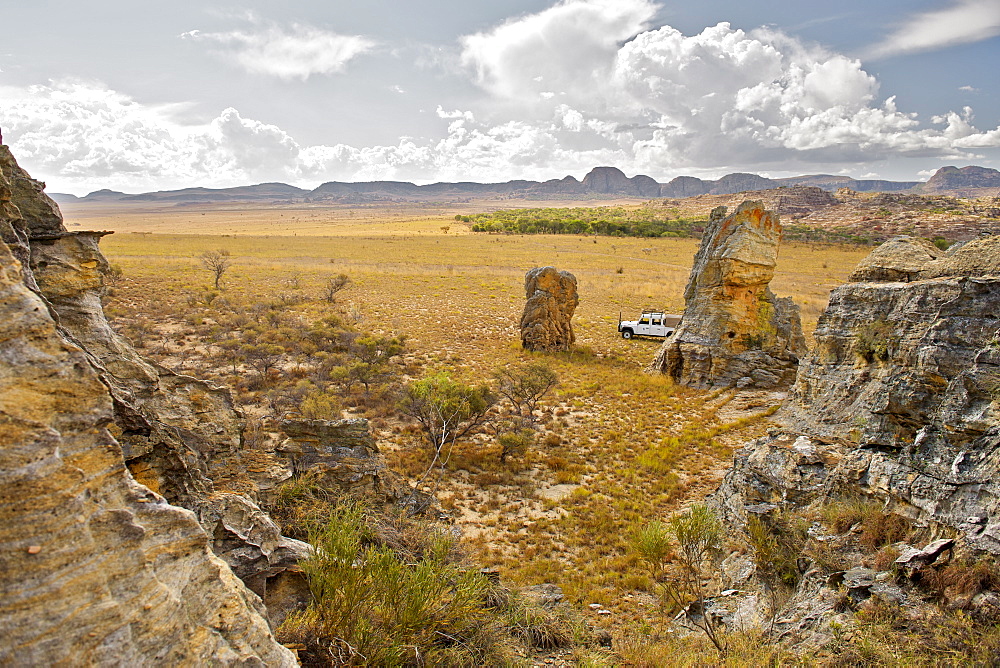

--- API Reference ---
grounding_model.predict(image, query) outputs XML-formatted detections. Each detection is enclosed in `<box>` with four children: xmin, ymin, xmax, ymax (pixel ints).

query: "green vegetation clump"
<box><xmin>278</xmin><ymin>502</ymin><xmax>580</xmax><ymax>666</ymax></box>
<box><xmin>462</xmin><ymin>206</ymin><xmax>706</xmax><ymax>238</ymax></box>
<box><xmin>855</xmin><ymin>320</ymin><xmax>897</xmax><ymax>362</ymax></box>
<box><xmin>745</xmin><ymin>512</ymin><xmax>808</xmax><ymax>587</ymax></box>
<box><xmin>782</xmin><ymin>224</ymin><xmax>877</xmax><ymax>245</ymax></box>
<box><xmin>820</xmin><ymin>497</ymin><xmax>911</xmax><ymax>551</ymax></box>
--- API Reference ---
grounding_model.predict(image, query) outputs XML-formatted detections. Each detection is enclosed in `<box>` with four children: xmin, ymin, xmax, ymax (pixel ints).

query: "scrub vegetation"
<box><xmin>96</xmin><ymin>204</ymin><xmax>889</xmax><ymax>664</ymax></box>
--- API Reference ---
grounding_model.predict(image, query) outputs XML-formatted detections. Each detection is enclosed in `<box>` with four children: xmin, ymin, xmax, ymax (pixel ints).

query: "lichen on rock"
<box><xmin>649</xmin><ymin>201</ymin><xmax>806</xmax><ymax>388</ymax></box>
<box><xmin>0</xmin><ymin>236</ymin><xmax>296</xmax><ymax>666</ymax></box>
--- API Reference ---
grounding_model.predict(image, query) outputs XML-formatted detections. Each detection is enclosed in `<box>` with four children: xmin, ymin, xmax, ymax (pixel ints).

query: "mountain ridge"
<box><xmin>49</xmin><ymin>165</ymin><xmax>998</xmax><ymax>205</ymax></box>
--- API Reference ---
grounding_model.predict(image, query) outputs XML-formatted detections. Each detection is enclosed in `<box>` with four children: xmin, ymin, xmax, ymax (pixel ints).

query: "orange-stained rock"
<box><xmin>650</xmin><ymin>201</ymin><xmax>806</xmax><ymax>388</ymax></box>
<box><xmin>521</xmin><ymin>266</ymin><xmax>579</xmax><ymax>351</ymax></box>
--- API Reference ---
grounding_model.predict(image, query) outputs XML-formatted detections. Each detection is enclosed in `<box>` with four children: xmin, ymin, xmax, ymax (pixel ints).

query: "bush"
<box><xmin>279</xmin><ymin>504</ymin><xmax>512</xmax><ymax>666</ymax></box>
<box><xmin>630</xmin><ymin>519</ymin><xmax>673</xmax><ymax>573</ymax></box>
<box><xmin>820</xmin><ymin>497</ymin><xmax>911</xmax><ymax>551</ymax></box>
<box><xmin>745</xmin><ymin>512</ymin><xmax>807</xmax><ymax>586</ymax></box>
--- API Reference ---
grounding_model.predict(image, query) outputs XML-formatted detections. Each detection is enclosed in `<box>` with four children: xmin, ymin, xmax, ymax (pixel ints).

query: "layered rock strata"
<box><xmin>776</xmin><ymin>235</ymin><xmax>1000</xmax><ymax>551</ymax></box>
<box><xmin>703</xmin><ymin>234</ymin><xmax>1000</xmax><ymax>643</ymax></box>
<box><xmin>520</xmin><ymin>266</ymin><xmax>579</xmax><ymax>351</ymax></box>
<box><xmin>650</xmin><ymin>201</ymin><xmax>806</xmax><ymax>388</ymax></box>
<box><xmin>0</xmin><ymin>236</ymin><xmax>295</xmax><ymax>665</ymax></box>
<box><xmin>0</xmin><ymin>144</ymin><xmax>300</xmax><ymax>661</ymax></box>
<box><xmin>278</xmin><ymin>417</ymin><xmax>429</xmax><ymax>507</ymax></box>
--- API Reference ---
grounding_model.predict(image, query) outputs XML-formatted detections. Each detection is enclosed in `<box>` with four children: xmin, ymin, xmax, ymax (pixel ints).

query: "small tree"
<box><xmin>494</xmin><ymin>363</ymin><xmax>558</xmax><ymax>426</ymax></box>
<box><xmin>399</xmin><ymin>373</ymin><xmax>496</xmax><ymax>495</ymax></box>
<box><xmin>491</xmin><ymin>362</ymin><xmax>558</xmax><ymax>462</ymax></box>
<box><xmin>240</xmin><ymin>342</ymin><xmax>285</xmax><ymax>381</ymax></box>
<box><xmin>201</xmin><ymin>249</ymin><xmax>232</xmax><ymax>289</ymax></box>
<box><xmin>323</xmin><ymin>274</ymin><xmax>352</xmax><ymax>303</ymax></box>
<box><xmin>345</xmin><ymin>334</ymin><xmax>406</xmax><ymax>394</ymax></box>
<box><xmin>662</xmin><ymin>504</ymin><xmax>726</xmax><ymax>655</ymax></box>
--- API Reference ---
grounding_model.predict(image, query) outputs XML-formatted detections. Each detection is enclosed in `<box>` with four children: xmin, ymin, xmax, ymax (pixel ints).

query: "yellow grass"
<box><xmin>89</xmin><ymin>201</ymin><xmax>868</xmax><ymax>651</ymax></box>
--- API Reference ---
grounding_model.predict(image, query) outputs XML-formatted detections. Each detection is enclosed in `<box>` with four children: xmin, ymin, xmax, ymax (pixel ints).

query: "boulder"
<box><xmin>848</xmin><ymin>235</ymin><xmax>942</xmax><ymax>282</ymax></box>
<box><xmin>650</xmin><ymin>201</ymin><xmax>806</xmax><ymax>388</ymax></box>
<box><xmin>198</xmin><ymin>492</ymin><xmax>312</xmax><ymax>596</ymax></box>
<box><xmin>520</xmin><ymin>266</ymin><xmax>579</xmax><ymax>351</ymax></box>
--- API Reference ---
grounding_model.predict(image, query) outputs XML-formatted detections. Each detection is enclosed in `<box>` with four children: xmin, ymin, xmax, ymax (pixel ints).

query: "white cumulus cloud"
<box><xmin>181</xmin><ymin>22</ymin><xmax>375</xmax><ymax>80</ymax></box>
<box><xmin>4</xmin><ymin>1</ymin><xmax>1000</xmax><ymax>194</ymax></box>
<box><xmin>865</xmin><ymin>0</ymin><xmax>1000</xmax><ymax>59</ymax></box>
<box><xmin>459</xmin><ymin>10</ymin><xmax>1000</xmax><ymax>174</ymax></box>
<box><xmin>460</xmin><ymin>0</ymin><xmax>657</xmax><ymax>105</ymax></box>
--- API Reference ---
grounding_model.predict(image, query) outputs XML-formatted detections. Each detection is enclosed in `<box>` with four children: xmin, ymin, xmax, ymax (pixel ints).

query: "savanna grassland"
<box><xmin>90</xmin><ymin>200</ymin><xmax>869</xmax><ymax>663</ymax></box>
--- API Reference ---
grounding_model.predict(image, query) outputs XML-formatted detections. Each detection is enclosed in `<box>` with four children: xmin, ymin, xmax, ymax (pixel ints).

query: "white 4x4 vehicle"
<box><xmin>618</xmin><ymin>311</ymin><xmax>682</xmax><ymax>339</ymax></box>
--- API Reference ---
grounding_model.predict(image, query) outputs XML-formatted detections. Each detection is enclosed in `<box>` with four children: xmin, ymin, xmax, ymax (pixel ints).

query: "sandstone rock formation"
<box><xmin>0</xmin><ymin>144</ymin><xmax>300</xmax><ymax>662</ymax></box>
<box><xmin>278</xmin><ymin>417</ymin><xmax>419</xmax><ymax>504</ymax></box>
<box><xmin>920</xmin><ymin>165</ymin><xmax>1000</xmax><ymax>195</ymax></box>
<box><xmin>847</xmin><ymin>235</ymin><xmax>942</xmax><ymax>282</ymax></box>
<box><xmin>520</xmin><ymin>266</ymin><xmax>579</xmax><ymax>351</ymax></box>
<box><xmin>701</xmin><ymin>233</ymin><xmax>1000</xmax><ymax>646</ymax></box>
<box><xmin>581</xmin><ymin>166</ymin><xmax>661</xmax><ymax>197</ymax></box>
<box><xmin>716</xmin><ymin>235</ymin><xmax>1000</xmax><ymax>537</ymax></box>
<box><xmin>650</xmin><ymin>201</ymin><xmax>806</xmax><ymax>388</ymax></box>
<box><xmin>0</xmin><ymin>233</ymin><xmax>295</xmax><ymax>665</ymax></box>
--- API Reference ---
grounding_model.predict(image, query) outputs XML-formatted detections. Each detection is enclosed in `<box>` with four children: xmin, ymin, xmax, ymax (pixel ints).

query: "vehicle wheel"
<box><xmin>622</xmin><ymin>330</ymin><xmax>632</xmax><ymax>339</ymax></box>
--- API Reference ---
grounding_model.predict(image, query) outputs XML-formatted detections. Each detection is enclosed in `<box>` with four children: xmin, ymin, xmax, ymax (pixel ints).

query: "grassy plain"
<box><xmin>88</xmin><ymin>200</ymin><xmax>869</xmax><ymax>658</ymax></box>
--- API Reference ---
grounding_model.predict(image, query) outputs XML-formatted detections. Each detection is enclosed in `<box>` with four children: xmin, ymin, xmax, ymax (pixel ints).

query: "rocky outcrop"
<box><xmin>26</xmin><ymin>227</ymin><xmax>247</xmax><ymax>508</ymax></box>
<box><xmin>709</xmin><ymin>173</ymin><xmax>776</xmax><ymax>195</ymax></box>
<box><xmin>847</xmin><ymin>235</ymin><xmax>942</xmax><ymax>282</ymax></box>
<box><xmin>0</xmin><ymin>144</ymin><xmax>307</xmax><ymax>659</ymax></box>
<box><xmin>921</xmin><ymin>165</ymin><xmax>1000</xmax><ymax>194</ymax></box>
<box><xmin>773</xmin><ymin>235</ymin><xmax>1000</xmax><ymax>549</ymax></box>
<box><xmin>660</xmin><ymin>176</ymin><xmax>710</xmax><ymax>198</ymax></box>
<box><xmin>699</xmin><ymin>233</ymin><xmax>1000</xmax><ymax>648</ymax></box>
<box><xmin>716</xmin><ymin>235</ymin><xmax>1000</xmax><ymax>542</ymax></box>
<box><xmin>278</xmin><ymin>418</ymin><xmax>427</xmax><ymax>507</ymax></box>
<box><xmin>650</xmin><ymin>201</ymin><xmax>806</xmax><ymax>388</ymax></box>
<box><xmin>581</xmin><ymin>166</ymin><xmax>661</xmax><ymax>197</ymax></box>
<box><xmin>0</xmin><ymin>235</ymin><xmax>295</xmax><ymax>664</ymax></box>
<box><xmin>520</xmin><ymin>266</ymin><xmax>579</xmax><ymax>352</ymax></box>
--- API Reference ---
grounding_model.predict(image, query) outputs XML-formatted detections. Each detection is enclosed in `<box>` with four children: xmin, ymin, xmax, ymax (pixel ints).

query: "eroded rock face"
<box><xmin>650</xmin><ymin>201</ymin><xmax>806</xmax><ymax>388</ymax></box>
<box><xmin>0</xmin><ymin>238</ymin><xmax>295</xmax><ymax>666</ymax></box>
<box><xmin>521</xmin><ymin>266</ymin><xmax>578</xmax><ymax>351</ymax></box>
<box><xmin>774</xmin><ymin>235</ymin><xmax>1000</xmax><ymax>551</ymax></box>
<box><xmin>0</xmin><ymin>144</ymin><xmax>306</xmax><ymax>655</ymax></box>
<box><xmin>702</xmin><ymin>235</ymin><xmax>1000</xmax><ymax>647</ymax></box>
<box><xmin>847</xmin><ymin>235</ymin><xmax>942</xmax><ymax>282</ymax></box>
<box><xmin>198</xmin><ymin>492</ymin><xmax>312</xmax><ymax>627</ymax></box>
<box><xmin>28</xmin><ymin>229</ymin><xmax>247</xmax><ymax>508</ymax></box>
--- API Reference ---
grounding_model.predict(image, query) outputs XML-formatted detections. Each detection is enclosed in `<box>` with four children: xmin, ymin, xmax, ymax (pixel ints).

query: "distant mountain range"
<box><xmin>50</xmin><ymin>165</ymin><xmax>1000</xmax><ymax>206</ymax></box>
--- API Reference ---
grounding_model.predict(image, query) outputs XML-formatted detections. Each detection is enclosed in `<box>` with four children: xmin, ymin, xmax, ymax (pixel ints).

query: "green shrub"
<box><xmin>855</xmin><ymin>320</ymin><xmax>897</xmax><ymax>362</ymax></box>
<box><xmin>279</xmin><ymin>504</ymin><xmax>512</xmax><ymax>666</ymax></box>
<box><xmin>630</xmin><ymin>519</ymin><xmax>673</xmax><ymax>572</ymax></box>
<box><xmin>745</xmin><ymin>512</ymin><xmax>807</xmax><ymax>586</ymax></box>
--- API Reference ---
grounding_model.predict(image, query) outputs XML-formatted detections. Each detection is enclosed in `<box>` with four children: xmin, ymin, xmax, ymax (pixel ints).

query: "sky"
<box><xmin>1</xmin><ymin>0</ymin><xmax>999</xmax><ymax>195</ymax></box>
